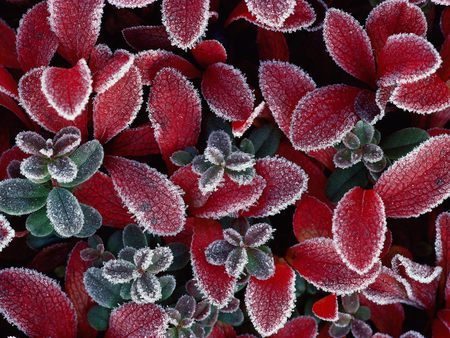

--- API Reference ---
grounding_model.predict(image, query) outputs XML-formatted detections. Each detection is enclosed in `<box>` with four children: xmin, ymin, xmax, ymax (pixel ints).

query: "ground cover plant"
<box><xmin>0</xmin><ymin>0</ymin><xmax>449</xmax><ymax>337</ymax></box>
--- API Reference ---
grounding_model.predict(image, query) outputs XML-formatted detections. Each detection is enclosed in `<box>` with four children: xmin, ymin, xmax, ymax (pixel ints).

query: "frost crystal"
<box><xmin>0</xmin><ymin>214</ymin><xmax>14</xmax><ymax>252</ymax></box>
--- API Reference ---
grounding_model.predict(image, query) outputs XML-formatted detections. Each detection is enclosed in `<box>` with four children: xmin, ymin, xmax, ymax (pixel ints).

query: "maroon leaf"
<box><xmin>286</xmin><ymin>238</ymin><xmax>381</xmax><ymax>294</ymax></box>
<box><xmin>270</xmin><ymin>316</ymin><xmax>317</xmax><ymax>338</ymax></box>
<box><xmin>89</xmin><ymin>44</ymin><xmax>112</xmax><ymax>74</ymax></box>
<box><xmin>122</xmin><ymin>25</ymin><xmax>173</xmax><ymax>51</ymax></box>
<box><xmin>104</xmin><ymin>156</ymin><xmax>186</xmax><ymax>235</ymax></box>
<box><xmin>48</xmin><ymin>0</ymin><xmax>104</xmax><ymax>64</ymax></box>
<box><xmin>93</xmin><ymin>66</ymin><xmax>143</xmax><ymax>144</ymax></box>
<box><xmin>256</xmin><ymin>29</ymin><xmax>290</xmax><ymax>62</ymax></box>
<box><xmin>29</xmin><ymin>243</ymin><xmax>72</xmax><ymax>273</ymax></box>
<box><xmin>0</xmin><ymin>268</ymin><xmax>77</xmax><ymax>338</ymax></box>
<box><xmin>0</xmin><ymin>67</ymin><xmax>18</xmax><ymax>99</ymax></box>
<box><xmin>171</xmin><ymin>165</ymin><xmax>211</xmax><ymax>209</ymax></box>
<box><xmin>232</xmin><ymin>101</ymin><xmax>266</xmax><ymax>138</ymax></box>
<box><xmin>105</xmin><ymin>124</ymin><xmax>159</xmax><ymax>157</ymax></box>
<box><xmin>191</xmin><ymin>218</ymin><xmax>237</xmax><ymax>307</ymax></box>
<box><xmin>245</xmin><ymin>260</ymin><xmax>296</xmax><ymax>336</ymax></box>
<box><xmin>191</xmin><ymin>40</ymin><xmax>228</xmax><ymax>68</ymax></box>
<box><xmin>105</xmin><ymin>302</ymin><xmax>169</xmax><ymax>338</ymax></box>
<box><xmin>374</xmin><ymin>135</ymin><xmax>450</xmax><ymax>218</ymax></box>
<box><xmin>93</xmin><ymin>49</ymin><xmax>134</xmax><ymax>94</ymax></box>
<box><xmin>435</xmin><ymin>212</ymin><xmax>450</xmax><ymax>281</ymax></box>
<box><xmin>0</xmin><ymin>215</ymin><xmax>14</xmax><ymax>252</ymax></box>
<box><xmin>0</xmin><ymin>146</ymin><xmax>27</xmax><ymax>180</ymax></box>
<box><xmin>0</xmin><ymin>19</ymin><xmax>19</xmax><ymax>69</ymax></box>
<box><xmin>312</xmin><ymin>294</ymin><xmax>338</xmax><ymax>321</ymax></box>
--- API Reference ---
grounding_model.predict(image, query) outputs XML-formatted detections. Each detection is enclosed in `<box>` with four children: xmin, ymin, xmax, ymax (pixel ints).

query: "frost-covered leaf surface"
<box><xmin>270</xmin><ymin>316</ymin><xmax>317</xmax><ymax>338</ymax></box>
<box><xmin>0</xmin><ymin>214</ymin><xmax>14</xmax><ymax>252</ymax></box>
<box><xmin>312</xmin><ymin>294</ymin><xmax>338</xmax><ymax>321</ymax></box>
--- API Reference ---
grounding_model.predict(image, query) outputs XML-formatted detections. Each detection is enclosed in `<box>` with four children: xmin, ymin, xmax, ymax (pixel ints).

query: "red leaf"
<box><xmin>122</xmin><ymin>25</ymin><xmax>174</xmax><ymax>51</ymax></box>
<box><xmin>29</xmin><ymin>243</ymin><xmax>72</xmax><ymax>273</ymax></box>
<box><xmin>312</xmin><ymin>294</ymin><xmax>338</xmax><ymax>321</ymax></box>
<box><xmin>74</xmin><ymin>172</ymin><xmax>134</xmax><ymax>229</ymax></box>
<box><xmin>191</xmin><ymin>40</ymin><xmax>228</xmax><ymax>68</ymax></box>
<box><xmin>0</xmin><ymin>67</ymin><xmax>18</xmax><ymax>99</ymax></box>
<box><xmin>148</xmin><ymin>68</ymin><xmax>201</xmax><ymax>170</ymax></box>
<box><xmin>161</xmin><ymin>0</ymin><xmax>210</xmax><ymax>49</ymax></box>
<box><xmin>105</xmin><ymin>302</ymin><xmax>169</xmax><ymax>338</ymax></box>
<box><xmin>377</xmin><ymin>34</ymin><xmax>441</xmax><ymax>86</ymax></box>
<box><xmin>89</xmin><ymin>44</ymin><xmax>112</xmax><ymax>74</ymax></box>
<box><xmin>391</xmin><ymin>74</ymin><xmax>450</xmax><ymax>114</ymax></box>
<box><xmin>270</xmin><ymin>316</ymin><xmax>318</xmax><ymax>338</ymax></box>
<box><xmin>293</xmin><ymin>194</ymin><xmax>332</xmax><ymax>243</ymax></box>
<box><xmin>93</xmin><ymin>66</ymin><xmax>143</xmax><ymax>143</ymax></box>
<box><xmin>0</xmin><ymin>19</ymin><xmax>19</xmax><ymax>69</ymax></box>
<box><xmin>104</xmin><ymin>156</ymin><xmax>186</xmax><ymax>235</ymax></box>
<box><xmin>0</xmin><ymin>215</ymin><xmax>14</xmax><ymax>253</ymax></box>
<box><xmin>48</xmin><ymin>0</ymin><xmax>104</xmax><ymax>64</ymax></box>
<box><xmin>19</xmin><ymin>67</ymin><xmax>88</xmax><ymax>134</ymax></box>
<box><xmin>259</xmin><ymin>61</ymin><xmax>316</xmax><ymax>136</ymax></box>
<box><xmin>245</xmin><ymin>260</ymin><xmax>296</xmax><ymax>336</ymax></box>
<box><xmin>108</xmin><ymin>0</ymin><xmax>158</xmax><ymax>8</ymax></box>
<box><xmin>93</xmin><ymin>49</ymin><xmax>134</xmax><ymax>94</ymax></box>
<box><xmin>231</xmin><ymin>101</ymin><xmax>266</xmax><ymax>138</ymax></box>
<box><xmin>0</xmin><ymin>146</ymin><xmax>27</xmax><ymax>180</ymax></box>
<box><xmin>286</xmin><ymin>238</ymin><xmax>381</xmax><ymax>294</ymax></box>
<box><xmin>16</xmin><ymin>2</ymin><xmax>58</xmax><ymax>72</ymax></box>
<box><xmin>202</xmin><ymin>62</ymin><xmax>255</xmax><ymax>121</ymax></box>
<box><xmin>362</xmin><ymin>267</ymin><xmax>411</xmax><ymax>305</ymax></box>
<box><xmin>42</xmin><ymin>59</ymin><xmax>92</xmax><ymax>120</ymax></box>
<box><xmin>191</xmin><ymin>218</ymin><xmax>237</xmax><ymax>307</ymax></box>
<box><xmin>245</xmin><ymin>0</ymin><xmax>296</xmax><ymax>27</ymax></box>
<box><xmin>441</xmin><ymin>7</ymin><xmax>450</xmax><ymax>37</ymax></box>
<box><xmin>0</xmin><ymin>268</ymin><xmax>77</xmax><ymax>338</ymax></box>
<box><xmin>435</xmin><ymin>212</ymin><xmax>450</xmax><ymax>280</ymax></box>
<box><xmin>290</xmin><ymin>85</ymin><xmax>360</xmax><ymax>151</ymax></box>
<box><xmin>171</xmin><ymin>165</ymin><xmax>211</xmax><ymax>209</ymax></box>
<box><xmin>307</xmin><ymin>147</ymin><xmax>336</xmax><ymax>172</ymax></box>
<box><xmin>323</xmin><ymin>9</ymin><xmax>376</xmax><ymax>85</ymax></box>
<box><xmin>332</xmin><ymin>187</ymin><xmax>386</xmax><ymax>274</ymax></box>
<box><xmin>105</xmin><ymin>124</ymin><xmax>159</xmax><ymax>157</ymax></box>
<box><xmin>242</xmin><ymin>157</ymin><xmax>308</xmax><ymax>218</ymax></box>
<box><xmin>366</xmin><ymin>0</ymin><xmax>427</xmax><ymax>57</ymax></box>
<box><xmin>135</xmin><ymin>49</ymin><xmax>200</xmax><ymax>85</ymax></box>
<box><xmin>65</xmin><ymin>242</ymin><xmax>97</xmax><ymax>338</ymax></box>
<box><xmin>256</xmin><ymin>29</ymin><xmax>290</xmax><ymax>62</ymax></box>
<box><xmin>374</xmin><ymin>135</ymin><xmax>450</xmax><ymax>218</ymax></box>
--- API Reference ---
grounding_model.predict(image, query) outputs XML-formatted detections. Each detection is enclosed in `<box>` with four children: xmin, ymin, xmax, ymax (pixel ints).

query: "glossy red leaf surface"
<box><xmin>191</xmin><ymin>40</ymin><xmax>227</xmax><ymax>68</ymax></box>
<box><xmin>105</xmin><ymin>124</ymin><xmax>159</xmax><ymax>157</ymax></box>
<box><xmin>74</xmin><ymin>172</ymin><xmax>134</xmax><ymax>228</ymax></box>
<box><xmin>245</xmin><ymin>260</ymin><xmax>296</xmax><ymax>336</ymax></box>
<box><xmin>16</xmin><ymin>2</ymin><xmax>58</xmax><ymax>72</ymax></box>
<box><xmin>287</xmin><ymin>238</ymin><xmax>381</xmax><ymax>294</ymax></box>
<box><xmin>0</xmin><ymin>268</ymin><xmax>77</xmax><ymax>338</ymax></box>
<box><xmin>312</xmin><ymin>294</ymin><xmax>338</xmax><ymax>321</ymax></box>
<box><xmin>323</xmin><ymin>9</ymin><xmax>376</xmax><ymax>85</ymax></box>
<box><xmin>105</xmin><ymin>302</ymin><xmax>169</xmax><ymax>338</ymax></box>
<box><xmin>104</xmin><ymin>156</ymin><xmax>186</xmax><ymax>235</ymax></box>
<box><xmin>48</xmin><ymin>0</ymin><xmax>104</xmax><ymax>64</ymax></box>
<box><xmin>93</xmin><ymin>66</ymin><xmax>142</xmax><ymax>144</ymax></box>
<box><xmin>259</xmin><ymin>61</ymin><xmax>316</xmax><ymax>136</ymax></box>
<box><xmin>0</xmin><ymin>19</ymin><xmax>19</xmax><ymax>68</ymax></box>
<box><xmin>290</xmin><ymin>85</ymin><xmax>360</xmax><ymax>151</ymax></box>
<box><xmin>270</xmin><ymin>316</ymin><xmax>317</xmax><ymax>338</ymax></box>
<box><xmin>374</xmin><ymin>135</ymin><xmax>450</xmax><ymax>218</ymax></box>
<box><xmin>202</xmin><ymin>62</ymin><xmax>255</xmax><ymax>122</ymax></box>
<box><xmin>93</xmin><ymin>49</ymin><xmax>134</xmax><ymax>94</ymax></box>
<box><xmin>191</xmin><ymin>218</ymin><xmax>237</xmax><ymax>307</ymax></box>
<box><xmin>245</xmin><ymin>0</ymin><xmax>296</xmax><ymax>27</ymax></box>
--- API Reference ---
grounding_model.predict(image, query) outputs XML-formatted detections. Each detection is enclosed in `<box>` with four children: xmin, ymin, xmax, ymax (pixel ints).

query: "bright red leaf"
<box><xmin>105</xmin><ymin>124</ymin><xmax>159</xmax><ymax>157</ymax></box>
<box><xmin>231</xmin><ymin>101</ymin><xmax>266</xmax><ymax>138</ymax></box>
<box><xmin>312</xmin><ymin>294</ymin><xmax>338</xmax><ymax>321</ymax></box>
<box><xmin>191</xmin><ymin>40</ymin><xmax>227</xmax><ymax>68</ymax></box>
<box><xmin>170</xmin><ymin>165</ymin><xmax>211</xmax><ymax>209</ymax></box>
<box><xmin>93</xmin><ymin>49</ymin><xmax>134</xmax><ymax>94</ymax></box>
<box><xmin>270</xmin><ymin>316</ymin><xmax>317</xmax><ymax>338</ymax></box>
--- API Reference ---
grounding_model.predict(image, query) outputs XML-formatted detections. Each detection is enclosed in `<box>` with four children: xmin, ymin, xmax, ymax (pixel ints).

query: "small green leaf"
<box><xmin>218</xmin><ymin>308</ymin><xmax>244</xmax><ymax>326</ymax></box>
<box><xmin>0</xmin><ymin>179</ymin><xmax>50</xmax><ymax>215</ymax></box>
<box><xmin>87</xmin><ymin>305</ymin><xmax>111</xmax><ymax>331</ymax></box>
<box><xmin>26</xmin><ymin>207</ymin><xmax>53</xmax><ymax>237</ymax></box>
<box><xmin>107</xmin><ymin>231</ymin><xmax>124</xmax><ymax>255</ymax></box>
<box><xmin>171</xmin><ymin>150</ymin><xmax>194</xmax><ymax>167</ymax></box>
<box><xmin>47</xmin><ymin>187</ymin><xmax>84</xmax><ymax>237</ymax></box>
<box><xmin>326</xmin><ymin>163</ymin><xmax>368</xmax><ymax>202</ymax></box>
<box><xmin>75</xmin><ymin>204</ymin><xmax>102</xmax><ymax>238</ymax></box>
<box><xmin>159</xmin><ymin>275</ymin><xmax>176</xmax><ymax>300</ymax></box>
<box><xmin>122</xmin><ymin>224</ymin><xmax>147</xmax><ymax>249</ymax></box>
<box><xmin>380</xmin><ymin>128</ymin><xmax>429</xmax><ymax>159</ymax></box>
<box><xmin>249</xmin><ymin>124</ymin><xmax>281</xmax><ymax>158</ymax></box>
<box><xmin>26</xmin><ymin>233</ymin><xmax>61</xmax><ymax>250</ymax></box>
<box><xmin>353</xmin><ymin>121</ymin><xmax>374</xmax><ymax>145</ymax></box>
<box><xmin>239</xmin><ymin>138</ymin><xmax>255</xmax><ymax>155</ymax></box>
<box><xmin>84</xmin><ymin>267</ymin><xmax>122</xmax><ymax>309</ymax></box>
<box><xmin>61</xmin><ymin>140</ymin><xmax>104</xmax><ymax>188</ymax></box>
<box><xmin>355</xmin><ymin>306</ymin><xmax>371</xmax><ymax>321</ymax></box>
<box><xmin>166</xmin><ymin>242</ymin><xmax>190</xmax><ymax>271</ymax></box>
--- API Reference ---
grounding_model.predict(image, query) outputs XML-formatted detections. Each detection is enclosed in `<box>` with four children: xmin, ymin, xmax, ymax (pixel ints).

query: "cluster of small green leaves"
<box><xmin>329</xmin><ymin>294</ymin><xmax>371</xmax><ymax>338</ymax></box>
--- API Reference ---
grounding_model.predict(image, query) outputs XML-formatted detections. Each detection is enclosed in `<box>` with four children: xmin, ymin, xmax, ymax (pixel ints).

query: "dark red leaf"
<box><xmin>312</xmin><ymin>294</ymin><xmax>338</xmax><ymax>321</ymax></box>
<box><xmin>0</xmin><ymin>67</ymin><xmax>18</xmax><ymax>99</ymax></box>
<box><xmin>93</xmin><ymin>49</ymin><xmax>134</xmax><ymax>94</ymax></box>
<box><xmin>191</xmin><ymin>40</ymin><xmax>228</xmax><ymax>68</ymax></box>
<box><xmin>270</xmin><ymin>316</ymin><xmax>317</xmax><ymax>338</ymax></box>
<box><xmin>29</xmin><ymin>243</ymin><xmax>72</xmax><ymax>273</ymax></box>
<box><xmin>435</xmin><ymin>212</ymin><xmax>450</xmax><ymax>283</ymax></box>
<box><xmin>122</xmin><ymin>25</ymin><xmax>174</xmax><ymax>51</ymax></box>
<box><xmin>0</xmin><ymin>146</ymin><xmax>27</xmax><ymax>180</ymax></box>
<box><xmin>245</xmin><ymin>0</ymin><xmax>296</xmax><ymax>27</ymax></box>
<box><xmin>105</xmin><ymin>124</ymin><xmax>159</xmax><ymax>157</ymax></box>
<box><xmin>257</xmin><ymin>29</ymin><xmax>290</xmax><ymax>62</ymax></box>
<box><xmin>89</xmin><ymin>44</ymin><xmax>112</xmax><ymax>74</ymax></box>
<box><xmin>0</xmin><ymin>19</ymin><xmax>19</xmax><ymax>69</ymax></box>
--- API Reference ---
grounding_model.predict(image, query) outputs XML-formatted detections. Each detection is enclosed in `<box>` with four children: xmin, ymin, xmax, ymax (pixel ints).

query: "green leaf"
<box><xmin>87</xmin><ymin>305</ymin><xmax>111</xmax><ymax>331</ymax></box>
<box><xmin>26</xmin><ymin>233</ymin><xmax>61</xmax><ymax>250</ymax></box>
<box><xmin>122</xmin><ymin>224</ymin><xmax>147</xmax><ymax>249</ymax></box>
<box><xmin>0</xmin><ymin>179</ymin><xmax>50</xmax><ymax>215</ymax></box>
<box><xmin>26</xmin><ymin>207</ymin><xmax>53</xmax><ymax>237</ymax></box>
<box><xmin>47</xmin><ymin>187</ymin><xmax>84</xmax><ymax>237</ymax></box>
<box><xmin>239</xmin><ymin>138</ymin><xmax>255</xmax><ymax>155</ymax></box>
<box><xmin>326</xmin><ymin>163</ymin><xmax>368</xmax><ymax>202</ymax></box>
<box><xmin>355</xmin><ymin>306</ymin><xmax>371</xmax><ymax>321</ymax></box>
<box><xmin>107</xmin><ymin>231</ymin><xmax>124</xmax><ymax>255</ymax></box>
<box><xmin>84</xmin><ymin>267</ymin><xmax>122</xmax><ymax>308</ymax></box>
<box><xmin>75</xmin><ymin>204</ymin><xmax>102</xmax><ymax>238</ymax></box>
<box><xmin>166</xmin><ymin>242</ymin><xmax>190</xmax><ymax>271</ymax></box>
<box><xmin>218</xmin><ymin>308</ymin><xmax>244</xmax><ymax>326</ymax></box>
<box><xmin>380</xmin><ymin>128</ymin><xmax>429</xmax><ymax>160</ymax></box>
<box><xmin>159</xmin><ymin>275</ymin><xmax>176</xmax><ymax>300</ymax></box>
<box><xmin>61</xmin><ymin>140</ymin><xmax>104</xmax><ymax>188</ymax></box>
<box><xmin>249</xmin><ymin>124</ymin><xmax>281</xmax><ymax>158</ymax></box>
<box><xmin>170</xmin><ymin>150</ymin><xmax>195</xmax><ymax>167</ymax></box>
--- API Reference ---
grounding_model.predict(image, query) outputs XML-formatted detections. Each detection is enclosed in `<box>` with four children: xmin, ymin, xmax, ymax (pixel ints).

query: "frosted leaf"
<box><xmin>312</xmin><ymin>294</ymin><xmax>338</xmax><ymax>321</ymax></box>
<box><xmin>199</xmin><ymin>166</ymin><xmax>225</xmax><ymax>193</ymax></box>
<box><xmin>342</xmin><ymin>132</ymin><xmax>360</xmax><ymax>150</ymax></box>
<box><xmin>108</xmin><ymin>0</ymin><xmax>158</xmax><ymax>9</ymax></box>
<box><xmin>104</xmin><ymin>156</ymin><xmax>186</xmax><ymax>236</ymax></box>
<box><xmin>223</xmin><ymin>228</ymin><xmax>243</xmax><ymax>246</ymax></box>
<box><xmin>242</xmin><ymin>157</ymin><xmax>308</xmax><ymax>218</ymax></box>
<box><xmin>351</xmin><ymin>319</ymin><xmax>372</xmax><ymax>338</ymax></box>
<box><xmin>89</xmin><ymin>44</ymin><xmax>112</xmax><ymax>74</ymax></box>
<box><xmin>208</xmin><ymin>130</ymin><xmax>232</xmax><ymax>157</ymax></box>
<box><xmin>123</xmin><ymin>224</ymin><xmax>147</xmax><ymax>249</ymax></box>
<box><xmin>147</xmin><ymin>246</ymin><xmax>174</xmax><ymax>274</ymax></box>
<box><xmin>205</xmin><ymin>147</ymin><xmax>225</xmax><ymax>166</ymax></box>
<box><xmin>245</xmin><ymin>0</ymin><xmax>296</xmax><ymax>27</ymax></box>
<box><xmin>176</xmin><ymin>295</ymin><xmax>196</xmax><ymax>319</ymax></box>
<box><xmin>159</xmin><ymin>275</ymin><xmax>176</xmax><ymax>300</ymax></box>
<box><xmin>353</xmin><ymin>120</ymin><xmax>375</xmax><ymax>146</ymax></box>
<box><xmin>105</xmin><ymin>303</ymin><xmax>169</xmax><ymax>338</ymax></box>
<box><xmin>341</xmin><ymin>293</ymin><xmax>359</xmax><ymax>314</ymax></box>
<box><xmin>118</xmin><ymin>247</ymin><xmax>137</xmax><ymax>262</ymax></box>
<box><xmin>246</xmin><ymin>248</ymin><xmax>275</xmax><ymax>280</ymax></box>
<box><xmin>0</xmin><ymin>268</ymin><xmax>77</xmax><ymax>337</ymax></box>
<box><xmin>6</xmin><ymin>160</ymin><xmax>22</xmax><ymax>179</ymax></box>
<box><xmin>48</xmin><ymin>157</ymin><xmax>78</xmax><ymax>183</ymax></box>
<box><xmin>225</xmin><ymin>247</ymin><xmax>248</xmax><ymax>278</ymax></box>
<box><xmin>93</xmin><ymin>66</ymin><xmax>143</xmax><ymax>144</ymax></box>
<box><xmin>362</xmin><ymin>144</ymin><xmax>384</xmax><ymax>163</ymax></box>
<box><xmin>290</xmin><ymin>85</ymin><xmax>360</xmax><ymax>152</ymax></box>
<box><xmin>20</xmin><ymin>156</ymin><xmax>49</xmax><ymax>182</ymax></box>
<box><xmin>332</xmin><ymin>187</ymin><xmax>387</xmax><ymax>274</ymax></box>
<box><xmin>102</xmin><ymin>259</ymin><xmax>137</xmax><ymax>284</ymax></box>
<box><xmin>354</xmin><ymin>90</ymin><xmax>384</xmax><ymax>124</ymax></box>
<box><xmin>244</xmin><ymin>223</ymin><xmax>273</xmax><ymax>248</ymax></box>
<box><xmin>134</xmin><ymin>271</ymin><xmax>162</xmax><ymax>303</ymax></box>
<box><xmin>435</xmin><ymin>212</ymin><xmax>450</xmax><ymax>271</ymax></box>
<box><xmin>201</xmin><ymin>63</ymin><xmax>255</xmax><ymax>122</ymax></box>
<box><xmin>193</xmin><ymin>300</ymin><xmax>211</xmax><ymax>321</ymax></box>
<box><xmin>47</xmin><ymin>187</ymin><xmax>84</xmax><ymax>237</ymax></box>
<box><xmin>333</xmin><ymin>149</ymin><xmax>353</xmax><ymax>169</ymax></box>
<box><xmin>287</xmin><ymin>238</ymin><xmax>382</xmax><ymax>295</ymax></box>
<box><xmin>133</xmin><ymin>247</ymin><xmax>153</xmax><ymax>270</ymax></box>
<box><xmin>48</xmin><ymin>0</ymin><xmax>104</xmax><ymax>64</ymax></box>
<box><xmin>148</xmin><ymin>68</ymin><xmax>201</xmax><ymax>169</ymax></box>
<box><xmin>374</xmin><ymin>135</ymin><xmax>450</xmax><ymax>218</ymax></box>
<box><xmin>75</xmin><ymin>204</ymin><xmax>102</xmax><ymax>238</ymax></box>
<box><xmin>122</xmin><ymin>25</ymin><xmax>173</xmax><ymax>51</ymax></box>
<box><xmin>161</xmin><ymin>0</ymin><xmax>210</xmax><ymax>49</ymax></box>
<box><xmin>226</xmin><ymin>152</ymin><xmax>254</xmax><ymax>171</ymax></box>
<box><xmin>191</xmin><ymin>40</ymin><xmax>228</xmax><ymax>68</ymax></box>
<box><xmin>323</xmin><ymin>9</ymin><xmax>376</xmax><ymax>85</ymax></box>
<box><xmin>245</xmin><ymin>260</ymin><xmax>296</xmax><ymax>336</ymax></box>
<box><xmin>0</xmin><ymin>179</ymin><xmax>50</xmax><ymax>216</ymax></box>
<box><xmin>270</xmin><ymin>316</ymin><xmax>317</xmax><ymax>338</ymax></box>
<box><xmin>392</xmin><ymin>255</ymin><xmax>442</xmax><ymax>284</ymax></box>
<box><xmin>221</xmin><ymin>296</ymin><xmax>240</xmax><ymax>313</ymax></box>
<box><xmin>41</xmin><ymin>59</ymin><xmax>92</xmax><ymax>121</ymax></box>
<box><xmin>53</xmin><ymin>134</ymin><xmax>81</xmax><ymax>157</ymax></box>
<box><xmin>0</xmin><ymin>67</ymin><xmax>18</xmax><ymax>100</ymax></box>
<box><xmin>16</xmin><ymin>2</ymin><xmax>58</xmax><ymax>72</ymax></box>
<box><xmin>362</xmin><ymin>267</ymin><xmax>410</xmax><ymax>305</ymax></box>
<box><xmin>205</xmin><ymin>240</ymin><xmax>235</xmax><ymax>266</ymax></box>
<box><xmin>93</xmin><ymin>49</ymin><xmax>134</xmax><ymax>94</ymax></box>
<box><xmin>192</xmin><ymin>155</ymin><xmax>211</xmax><ymax>175</ymax></box>
<box><xmin>400</xmin><ymin>332</ymin><xmax>425</xmax><ymax>338</ymax></box>
<box><xmin>15</xmin><ymin>131</ymin><xmax>46</xmax><ymax>155</ymax></box>
<box><xmin>83</xmin><ymin>267</ymin><xmax>122</xmax><ymax>308</ymax></box>
<box><xmin>377</xmin><ymin>34</ymin><xmax>442</xmax><ymax>87</ymax></box>
<box><xmin>106</xmin><ymin>125</ymin><xmax>159</xmax><ymax>158</ymax></box>
<box><xmin>0</xmin><ymin>214</ymin><xmax>14</xmax><ymax>252</ymax></box>
<box><xmin>227</xmin><ymin>167</ymin><xmax>257</xmax><ymax>186</ymax></box>
<box><xmin>232</xmin><ymin>100</ymin><xmax>266</xmax><ymax>138</ymax></box>
<box><xmin>334</xmin><ymin>312</ymin><xmax>352</xmax><ymax>327</ymax></box>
